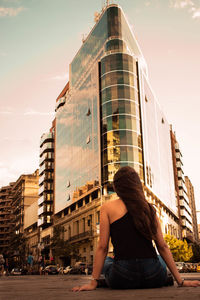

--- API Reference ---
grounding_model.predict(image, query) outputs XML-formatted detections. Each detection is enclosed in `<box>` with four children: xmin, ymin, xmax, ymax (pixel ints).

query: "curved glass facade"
<box><xmin>100</xmin><ymin>50</ymin><xmax>144</xmax><ymax>183</ymax></box>
<box><xmin>55</xmin><ymin>5</ymin><xmax>147</xmax><ymax>212</ymax></box>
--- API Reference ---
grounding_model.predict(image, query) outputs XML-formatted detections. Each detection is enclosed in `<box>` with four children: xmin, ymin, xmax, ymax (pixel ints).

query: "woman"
<box><xmin>73</xmin><ymin>166</ymin><xmax>200</xmax><ymax>291</ymax></box>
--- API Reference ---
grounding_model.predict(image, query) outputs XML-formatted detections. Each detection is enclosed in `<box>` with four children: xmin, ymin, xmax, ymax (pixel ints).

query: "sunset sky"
<box><xmin>0</xmin><ymin>0</ymin><xmax>200</xmax><ymax>212</ymax></box>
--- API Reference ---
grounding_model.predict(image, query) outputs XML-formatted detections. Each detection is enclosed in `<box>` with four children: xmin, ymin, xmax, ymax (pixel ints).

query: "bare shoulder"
<box><xmin>101</xmin><ymin>198</ymin><xmax>121</xmax><ymax>210</ymax></box>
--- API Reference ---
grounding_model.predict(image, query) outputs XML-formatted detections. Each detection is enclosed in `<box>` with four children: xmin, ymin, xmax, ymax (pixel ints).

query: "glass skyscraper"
<box><xmin>55</xmin><ymin>4</ymin><xmax>178</xmax><ymax>229</ymax></box>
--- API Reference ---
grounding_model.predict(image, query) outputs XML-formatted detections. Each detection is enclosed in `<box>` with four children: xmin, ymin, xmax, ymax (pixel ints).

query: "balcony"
<box><xmin>0</xmin><ymin>236</ymin><xmax>10</xmax><ymax>241</ymax></box>
<box><xmin>39</xmin><ymin>182</ymin><xmax>54</xmax><ymax>195</ymax></box>
<box><xmin>0</xmin><ymin>217</ymin><xmax>11</xmax><ymax>222</ymax></box>
<box><xmin>55</xmin><ymin>97</ymin><xmax>66</xmax><ymax>112</ymax></box>
<box><xmin>38</xmin><ymin>206</ymin><xmax>44</xmax><ymax>216</ymax></box>
<box><xmin>179</xmin><ymin>200</ymin><xmax>191</xmax><ymax>216</ymax></box>
<box><xmin>0</xmin><ymin>211</ymin><xmax>10</xmax><ymax>215</ymax></box>
<box><xmin>179</xmin><ymin>189</ymin><xmax>189</xmax><ymax>203</ymax></box>
<box><xmin>0</xmin><ymin>231</ymin><xmax>9</xmax><ymax>235</ymax></box>
<box><xmin>40</xmin><ymin>132</ymin><xmax>54</xmax><ymax>147</ymax></box>
<box><xmin>68</xmin><ymin>230</ymin><xmax>94</xmax><ymax>243</ymax></box>
<box><xmin>0</xmin><ymin>205</ymin><xmax>11</xmax><ymax>209</ymax></box>
<box><xmin>176</xmin><ymin>161</ymin><xmax>182</xmax><ymax>169</ymax></box>
<box><xmin>178</xmin><ymin>180</ymin><xmax>187</xmax><ymax>192</ymax></box>
<box><xmin>38</xmin><ymin>205</ymin><xmax>53</xmax><ymax>216</ymax></box>
<box><xmin>39</xmin><ymin>152</ymin><xmax>54</xmax><ymax>166</ymax></box>
<box><xmin>177</xmin><ymin>170</ymin><xmax>184</xmax><ymax>181</ymax></box>
<box><xmin>38</xmin><ymin>185</ymin><xmax>44</xmax><ymax>196</ymax></box>
<box><xmin>39</xmin><ymin>172</ymin><xmax>54</xmax><ymax>186</ymax></box>
<box><xmin>40</xmin><ymin>142</ymin><xmax>54</xmax><ymax>156</ymax></box>
<box><xmin>39</xmin><ymin>174</ymin><xmax>45</xmax><ymax>186</ymax></box>
<box><xmin>38</xmin><ymin>196</ymin><xmax>44</xmax><ymax>206</ymax></box>
<box><xmin>180</xmin><ymin>209</ymin><xmax>192</xmax><ymax>223</ymax></box>
<box><xmin>176</xmin><ymin>152</ymin><xmax>182</xmax><ymax>162</ymax></box>
<box><xmin>182</xmin><ymin>219</ymin><xmax>193</xmax><ymax>231</ymax></box>
<box><xmin>37</xmin><ymin>218</ymin><xmax>43</xmax><ymax>227</ymax></box>
<box><xmin>39</xmin><ymin>163</ymin><xmax>54</xmax><ymax>175</ymax></box>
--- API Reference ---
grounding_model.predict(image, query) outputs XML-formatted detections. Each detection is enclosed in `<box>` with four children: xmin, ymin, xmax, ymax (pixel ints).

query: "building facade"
<box><xmin>24</xmin><ymin>201</ymin><xmax>39</xmax><ymax>261</ymax></box>
<box><xmin>38</xmin><ymin>122</ymin><xmax>55</xmax><ymax>230</ymax></box>
<box><xmin>51</xmin><ymin>4</ymin><xmax>179</xmax><ymax>264</ymax></box>
<box><xmin>0</xmin><ymin>184</ymin><xmax>13</xmax><ymax>253</ymax></box>
<box><xmin>170</xmin><ymin>128</ymin><xmax>193</xmax><ymax>241</ymax></box>
<box><xmin>12</xmin><ymin>170</ymin><xmax>39</xmax><ymax>235</ymax></box>
<box><xmin>185</xmin><ymin>176</ymin><xmax>199</xmax><ymax>243</ymax></box>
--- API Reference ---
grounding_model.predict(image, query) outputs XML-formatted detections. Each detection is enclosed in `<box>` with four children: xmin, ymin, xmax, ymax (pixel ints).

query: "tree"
<box><xmin>164</xmin><ymin>234</ymin><xmax>193</xmax><ymax>262</ymax></box>
<box><xmin>50</xmin><ymin>225</ymin><xmax>79</xmax><ymax>263</ymax></box>
<box><xmin>190</xmin><ymin>242</ymin><xmax>200</xmax><ymax>262</ymax></box>
<box><xmin>9</xmin><ymin>232</ymin><xmax>27</xmax><ymax>267</ymax></box>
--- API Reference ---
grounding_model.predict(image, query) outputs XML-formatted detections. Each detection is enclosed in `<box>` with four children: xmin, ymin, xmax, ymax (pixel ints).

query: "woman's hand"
<box><xmin>182</xmin><ymin>280</ymin><xmax>200</xmax><ymax>287</ymax></box>
<box><xmin>72</xmin><ymin>280</ymin><xmax>97</xmax><ymax>292</ymax></box>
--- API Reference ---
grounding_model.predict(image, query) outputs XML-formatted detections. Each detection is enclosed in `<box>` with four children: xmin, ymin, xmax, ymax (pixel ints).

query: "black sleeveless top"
<box><xmin>110</xmin><ymin>212</ymin><xmax>157</xmax><ymax>260</ymax></box>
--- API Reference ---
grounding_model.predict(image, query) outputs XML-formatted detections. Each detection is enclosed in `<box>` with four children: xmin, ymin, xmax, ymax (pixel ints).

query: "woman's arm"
<box><xmin>154</xmin><ymin>216</ymin><xmax>200</xmax><ymax>287</ymax></box>
<box><xmin>73</xmin><ymin>204</ymin><xmax>110</xmax><ymax>291</ymax></box>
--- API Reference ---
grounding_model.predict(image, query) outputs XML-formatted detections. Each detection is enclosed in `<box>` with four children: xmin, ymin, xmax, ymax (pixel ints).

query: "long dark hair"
<box><xmin>113</xmin><ymin>166</ymin><xmax>157</xmax><ymax>240</ymax></box>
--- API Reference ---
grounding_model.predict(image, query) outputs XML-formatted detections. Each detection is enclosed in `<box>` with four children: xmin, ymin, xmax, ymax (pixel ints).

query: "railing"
<box><xmin>40</xmin><ymin>142</ymin><xmax>54</xmax><ymax>156</ymax></box>
<box><xmin>68</xmin><ymin>230</ymin><xmax>94</xmax><ymax>242</ymax></box>
<box><xmin>40</xmin><ymin>132</ymin><xmax>54</xmax><ymax>147</ymax></box>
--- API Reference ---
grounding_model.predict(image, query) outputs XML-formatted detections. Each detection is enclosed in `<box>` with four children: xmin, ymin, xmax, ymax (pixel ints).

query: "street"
<box><xmin>0</xmin><ymin>274</ymin><xmax>200</xmax><ymax>300</ymax></box>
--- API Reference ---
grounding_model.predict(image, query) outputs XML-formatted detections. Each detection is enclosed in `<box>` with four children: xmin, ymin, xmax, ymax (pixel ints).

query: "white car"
<box><xmin>63</xmin><ymin>266</ymin><xmax>72</xmax><ymax>274</ymax></box>
<box><xmin>10</xmin><ymin>268</ymin><xmax>22</xmax><ymax>275</ymax></box>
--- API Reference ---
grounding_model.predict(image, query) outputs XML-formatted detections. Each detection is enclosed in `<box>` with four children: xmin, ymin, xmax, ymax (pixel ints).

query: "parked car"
<box><xmin>10</xmin><ymin>268</ymin><xmax>22</xmax><ymax>275</ymax></box>
<box><xmin>85</xmin><ymin>264</ymin><xmax>93</xmax><ymax>275</ymax></box>
<box><xmin>44</xmin><ymin>265</ymin><xmax>59</xmax><ymax>275</ymax></box>
<box><xmin>175</xmin><ymin>262</ymin><xmax>186</xmax><ymax>273</ymax></box>
<box><xmin>58</xmin><ymin>267</ymin><xmax>64</xmax><ymax>274</ymax></box>
<box><xmin>196</xmin><ymin>264</ymin><xmax>200</xmax><ymax>272</ymax></box>
<box><xmin>190</xmin><ymin>263</ymin><xmax>197</xmax><ymax>273</ymax></box>
<box><xmin>63</xmin><ymin>266</ymin><xmax>72</xmax><ymax>274</ymax></box>
<box><xmin>69</xmin><ymin>262</ymin><xmax>86</xmax><ymax>274</ymax></box>
<box><xmin>21</xmin><ymin>267</ymin><xmax>28</xmax><ymax>275</ymax></box>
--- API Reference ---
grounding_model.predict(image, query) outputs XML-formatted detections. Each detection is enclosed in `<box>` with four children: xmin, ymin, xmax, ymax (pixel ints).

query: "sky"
<box><xmin>0</xmin><ymin>0</ymin><xmax>200</xmax><ymax>212</ymax></box>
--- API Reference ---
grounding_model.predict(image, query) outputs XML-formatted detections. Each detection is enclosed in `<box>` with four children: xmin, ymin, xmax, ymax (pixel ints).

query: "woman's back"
<box><xmin>106</xmin><ymin>199</ymin><xmax>157</xmax><ymax>260</ymax></box>
<box><xmin>110</xmin><ymin>211</ymin><xmax>157</xmax><ymax>260</ymax></box>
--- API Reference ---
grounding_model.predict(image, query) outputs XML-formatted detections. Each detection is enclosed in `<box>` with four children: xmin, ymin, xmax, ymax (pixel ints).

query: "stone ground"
<box><xmin>0</xmin><ymin>274</ymin><xmax>200</xmax><ymax>300</ymax></box>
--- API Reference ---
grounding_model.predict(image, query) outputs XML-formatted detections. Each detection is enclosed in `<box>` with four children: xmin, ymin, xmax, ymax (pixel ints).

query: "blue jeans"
<box><xmin>102</xmin><ymin>256</ymin><xmax>167</xmax><ymax>289</ymax></box>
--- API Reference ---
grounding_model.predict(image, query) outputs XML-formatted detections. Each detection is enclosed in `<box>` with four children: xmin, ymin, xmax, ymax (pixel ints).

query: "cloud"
<box><xmin>23</xmin><ymin>109</ymin><xmax>55</xmax><ymax>116</ymax></box>
<box><xmin>48</xmin><ymin>73</ymin><xmax>69</xmax><ymax>81</ymax></box>
<box><xmin>0</xmin><ymin>110</ymin><xmax>13</xmax><ymax>114</ymax></box>
<box><xmin>192</xmin><ymin>8</ymin><xmax>200</xmax><ymax>18</ymax></box>
<box><xmin>170</xmin><ymin>0</ymin><xmax>194</xmax><ymax>8</ymax></box>
<box><xmin>0</xmin><ymin>157</ymin><xmax>38</xmax><ymax>188</ymax></box>
<box><xmin>170</xmin><ymin>0</ymin><xmax>200</xmax><ymax>19</ymax></box>
<box><xmin>0</xmin><ymin>6</ymin><xmax>25</xmax><ymax>17</ymax></box>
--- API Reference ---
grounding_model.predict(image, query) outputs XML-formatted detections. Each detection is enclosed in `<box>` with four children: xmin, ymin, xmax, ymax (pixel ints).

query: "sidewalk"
<box><xmin>0</xmin><ymin>275</ymin><xmax>200</xmax><ymax>300</ymax></box>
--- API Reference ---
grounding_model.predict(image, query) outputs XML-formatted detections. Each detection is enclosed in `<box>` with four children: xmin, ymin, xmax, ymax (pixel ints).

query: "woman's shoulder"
<box><xmin>102</xmin><ymin>198</ymin><xmax>121</xmax><ymax>209</ymax></box>
<box><xmin>101</xmin><ymin>198</ymin><xmax>127</xmax><ymax>215</ymax></box>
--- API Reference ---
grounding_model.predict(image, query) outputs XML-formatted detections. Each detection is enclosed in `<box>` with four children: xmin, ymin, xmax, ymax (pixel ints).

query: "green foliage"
<box><xmin>164</xmin><ymin>234</ymin><xmax>193</xmax><ymax>262</ymax></box>
<box><xmin>51</xmin><ymin>225</ymin><xmax>71</xmax><ymax>259</ymax></box>
<box><xmin>9</xmin><ymin>232</ymin><xmax>27</xmax><ymax>267</ymax></box>
<box><xmin>50</xmin><ymin>225</ymin><xmax>81</xmax><ymax>262</ymax></box>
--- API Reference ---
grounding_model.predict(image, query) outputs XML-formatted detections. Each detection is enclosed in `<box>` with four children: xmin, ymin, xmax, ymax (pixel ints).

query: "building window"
<box><xmin>96</xmin><ymin>211</ymin><xmax>100</xmax><ymax>224</ymax></box>
<box><xmin>86</xmin><ymin>108</ymin><xmax>91</xmax><ymax>116</ymax></box>
<box><xmin>86</xmin><ymin>136</ymin><xmax>90</xmax><ymax>144</ymax></box>
<box><xmin>66</xmin><ymin>180</ymin><xmax>70</xmax><ymax>188</ymax></box>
